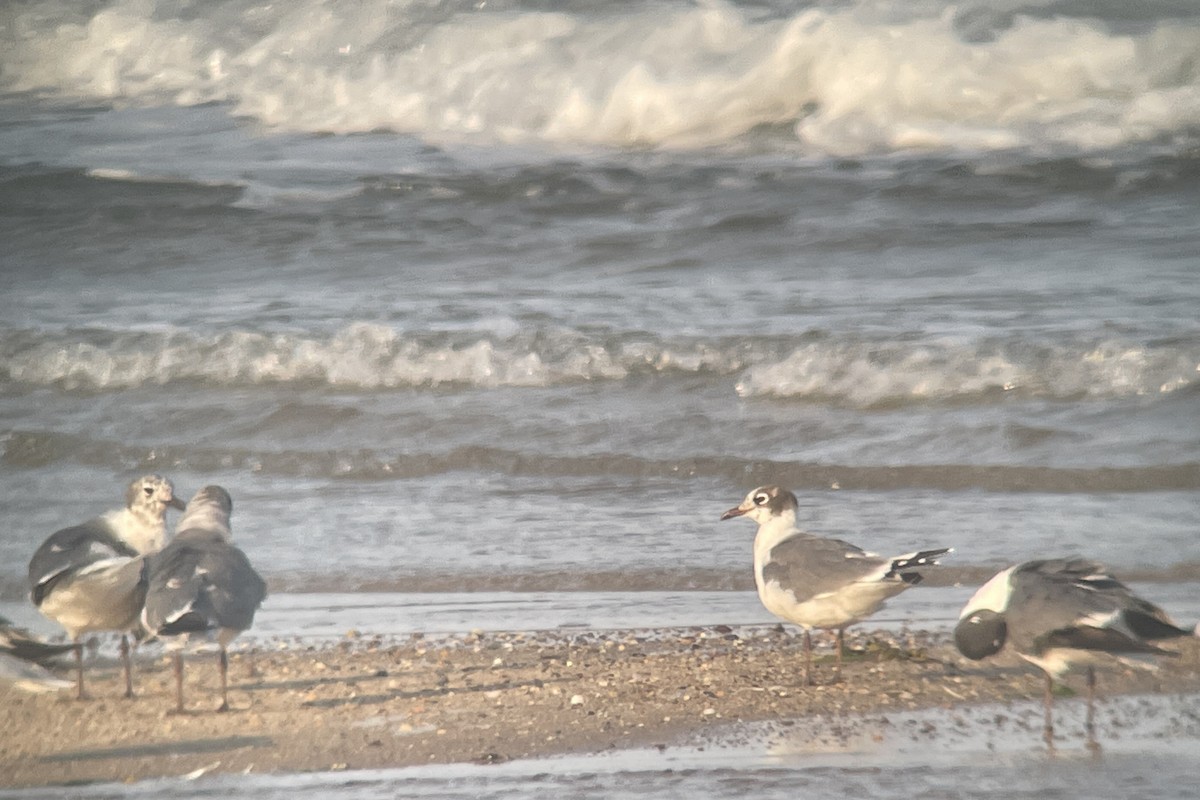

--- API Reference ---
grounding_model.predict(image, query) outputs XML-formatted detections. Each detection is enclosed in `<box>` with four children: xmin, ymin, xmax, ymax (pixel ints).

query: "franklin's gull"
<box><xmin>142</xmin><ymin>485</ymin><xmax>267</xmax><ymax>713</ymax></box>
<box><xmin>27</xmin><ymin>474</ymin><xmax>185</xmax><ymax>699</ymax></box>
<box><xmin>955</xmin><ymin>558</ymin><xmax>1194</xmax><ymax>751</ymax></box>
<box><xmin>722</xmin><ymin>485</ymin><xmax>950</xmax><ymax>685</ymax></box>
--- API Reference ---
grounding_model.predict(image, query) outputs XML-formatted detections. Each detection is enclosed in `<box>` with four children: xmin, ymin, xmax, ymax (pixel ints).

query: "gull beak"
<box><xmin>168</xmin><ymin>496</ymin><xmax>186</xmax><ymax>511</ymax></box>
<box><xmin>720</xmin><ymin>505</ymin><xmax>748</xmax><ymax>521</ymax></box>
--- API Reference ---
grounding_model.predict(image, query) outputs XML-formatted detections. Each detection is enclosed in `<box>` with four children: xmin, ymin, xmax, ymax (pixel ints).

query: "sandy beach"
<box><xmin>4</xmin><ymin>625</ymin><xmax>1199</xmax><ymax>789</ymax></box>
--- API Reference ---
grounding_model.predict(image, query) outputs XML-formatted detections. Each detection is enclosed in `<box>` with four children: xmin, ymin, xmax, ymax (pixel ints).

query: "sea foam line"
<box><xmin>2</xmin><ymin>324</ymin><xmax>1194</xmax><ymax>404</ymax></box>
<box><xmin>2</xmin><ymin>0</ymin><xmax>1197</xmax><ymax>154</ymax></box>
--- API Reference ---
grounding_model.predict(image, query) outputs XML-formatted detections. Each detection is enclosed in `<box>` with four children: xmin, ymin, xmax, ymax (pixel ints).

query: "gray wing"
<box><xmin>199</xmin><ymin>543</ymin><xmax>267</xmax><ymax>632</ymax></box>
<box><xmin>1015</xmin><ymin>559</ymin><xmax>1127</xmax><ymax>593</ymax></box>
<box><xmin>1007</xmin><ymin>559</ymin><xmax>1190</xmax><ymax>655</ymax></box>
<box><xmin>761</xmin><ymin>535</ymin><xmax>890</xmax><ymax>600</ymax></box>
<box><xmin>142</xmin><ymin>540</ymin><xmax>207</xmax><ymax>635</ymax></box>
<box><xmin>28</xmin><ymin>520</ymin><xmax>136</xmax><ymax>607</ymax></box>
<box><xmin>144</xmin><ymin>531</ymin><xmax>267</xmax><ymax>636</ymax></box>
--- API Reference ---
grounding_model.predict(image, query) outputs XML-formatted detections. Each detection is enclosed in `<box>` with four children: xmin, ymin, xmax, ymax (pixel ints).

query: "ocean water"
<box><xmin>7</xmin><ymin>695</ymin><xmax>1200</xmax><ymax>800</ymax></box>
<box><xmin>2</xmin><ymin>0</ymin><xmax>1199</xmax><ymax>794</ymax></box>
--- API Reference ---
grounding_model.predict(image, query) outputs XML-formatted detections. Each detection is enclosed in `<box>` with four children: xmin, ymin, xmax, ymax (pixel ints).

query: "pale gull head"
<box><xmin>111</xmin><ymin>474</ymin><xmax>186</xmax><ymax>554</ymax></box>
<box><xmin>126</xmin><ymin>474</ymin><xmax>186</xmax><ymax>517</ymax></box>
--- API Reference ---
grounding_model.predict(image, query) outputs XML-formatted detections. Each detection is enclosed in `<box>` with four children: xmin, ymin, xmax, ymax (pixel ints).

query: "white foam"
<box><xmin>3</xmin><ymin>0</ymin><xmax>1198</xmax><ymax>155</ymax></box>
<box><xmin>85</xmin><ymin>166</ymin><xmax>242</xmax><ymax>188</ymax></box>
<box><xmin>0</xmin><ymin>323</ymin><xmax>632</xmax><ymax>390</ymax></box>
<box><xmin>0</xmin><ymin>324</ymin><xmax>1196</xmax><ymax>401</ymax></box>
<box><xmin>733</xmin><ymin>339</ymin><xmax>1200</xmax><ymax>406</ymax></box>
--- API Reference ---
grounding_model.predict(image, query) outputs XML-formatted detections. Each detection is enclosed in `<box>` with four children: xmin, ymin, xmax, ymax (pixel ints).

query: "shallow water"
<box><xmin>6</xmin><ymin>694</ymin><xmax>1200</xmax><ymax>800</ymax></box>
<box><xmin>6</xmin><ymin>582</ymin><xmax>1199</xmax><ymax>656</ymax></box>
<box><xmin>2</xmin><ymin>0</ymin><xmax>1199</xmax><ymax>794</ymax></box>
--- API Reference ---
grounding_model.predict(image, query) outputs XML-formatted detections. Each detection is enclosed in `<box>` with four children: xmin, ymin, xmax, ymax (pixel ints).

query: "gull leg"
<box><xmin>803</xmin><ymin>629</ymin><xmax>814</xmax><ymax>686</ymax></box>
<box><xmin>119</xmin><ymin>635</ymin><xmax>134</xmax><ymax>699</ymax></box>
<box><xmin>74</xmin><ymin>636</ymin><xmax>88</xmax><ymax>700</ymax></box>
<box><xmin>244</xmin><ymin>647</ymin><xmax>259</xmax><ymax>679</ymax></box>
<box><xmin>217</xmin><ymin>647</ymin><xmax>230</xmax><ymax>712</ymax></box>
<box><xmin>1085</xmin><ymin>666</ymin><xmax>1101</xmax><ymax>753</ymax></box>
<box><xmin>835</xmin><ymin>629</ymin><xmax>844</xmax><ymax>679</ymax></box>
<box><xmin>1043</xmin><ymin>672</ymin><xmax>1056</xmax><ymax>753</ymax></box>
<box><xmin>173</xmin><ymin>651</ymin><xmax>185</xmax><ymax>714</ymax></box>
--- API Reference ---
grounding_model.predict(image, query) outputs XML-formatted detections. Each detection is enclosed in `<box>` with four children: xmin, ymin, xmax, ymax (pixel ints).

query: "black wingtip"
<box><xmin>890</xmin><ymin>547</ymin><xmax>952</xmax><ymax>574</ymax></box>
<box><xmin>156</xmin><ymin>612</ymin><xmax>213</xmax><ymax>637</ymax></box>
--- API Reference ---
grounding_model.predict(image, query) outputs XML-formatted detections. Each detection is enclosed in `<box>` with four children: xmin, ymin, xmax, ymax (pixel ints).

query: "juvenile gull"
<box><xmin>27</xmin><ymin>474</ymin><xmax>185</xmax><ymax>699</ymax></box>
<box><xmin>142</xmin><ymin>485</ymin><xmax>267</xmax><ymax>713</ymax></box>
<box><xmin>955</xmin><ymin>558</ymin><xmax>1194</xmax><ymax>751</ymax></box>
<box><xmin>721</xmin><ymin>485</ymin><xmax>950</xmax><ymax>685</ymax></box>
<box><xmin>0</xmin><ymin>615</ymin><xmax>74</xmax><ymax>693</ymax></box>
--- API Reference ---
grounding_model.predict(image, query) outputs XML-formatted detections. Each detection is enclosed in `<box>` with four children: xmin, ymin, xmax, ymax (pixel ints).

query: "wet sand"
<box><xmin>3</xmin><ymin>626</ymin><xmax>1199</xmax><ymax>789</ymax></box>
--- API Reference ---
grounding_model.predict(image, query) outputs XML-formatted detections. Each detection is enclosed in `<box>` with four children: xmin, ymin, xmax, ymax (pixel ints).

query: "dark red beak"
<box><xmin>720</xmin><ymin>505</ymin><xmax>747</xmax><ymax>521</ymax></box>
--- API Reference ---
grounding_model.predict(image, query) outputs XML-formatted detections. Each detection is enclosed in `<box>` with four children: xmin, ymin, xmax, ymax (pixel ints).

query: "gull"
<box><xmin>27</xmin><ymin>474</ymin><xmax>185</xmax><ymax>699</ymax></box>
<box><xmin>721</xmin><ymin>485</ymin><xmax>950</xmax><ymax>685</ymax></box>
<box><xmin>142</xmin><ymin>485</ymin><xmax>267</xmax><ymax>713</ymax></box>
<box><xmin>0</xmin><ymin>615</ymin><xmax>74</xmax><ymax>693</ymax></box>
<box><xmin>955</xmin><ymin>558</ymin><xmax>1194</xmax><ymax>751</ymax></box>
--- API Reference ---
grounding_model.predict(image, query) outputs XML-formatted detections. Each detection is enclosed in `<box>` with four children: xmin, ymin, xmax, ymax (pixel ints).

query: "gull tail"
<box><xmin>888</xmin><ymin>547</ymin><xmax>953</xmax><ymax>585</ymax></box>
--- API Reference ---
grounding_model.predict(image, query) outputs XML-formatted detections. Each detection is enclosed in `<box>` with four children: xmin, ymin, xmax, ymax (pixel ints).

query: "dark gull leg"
<box><xmin>119</xmin><ymin>635</ymin><xmax>134</xmax><ymax>699</ymax></box>
<box><xmin>1085</xmin><ymin>666</ymin><xmax>1101</xmax><ymax>753</ymax></box>
<box><xmin>803</xmin><ymin>629</ymin><xmax>814</xmax><ymax>686</ymax></box>
<box><xmin>1042</xmin><ymin>672</ymin><xmax>1056</xmax><ymax>753</ymax></box>
<box><xmin>73</xmin><ymin>636</ymin><xmax>87</xmax><ymax>701</ymax></box>
<box><xmin>217</xmin><ymin>647</ymin><xmax>230</xmax><ymax>712</ymax></box>
<box><xmin>244</xmin><ymin>647</ymin><xmax>260</xmax><ymax>678</ymax></box>
<box><xmin>835</xmin><ymin>629</ymin><xmax>844</xmax><ymax>680</ymax></box>
<box><xmin>172</xmin><ymin>651</ymin><xmax>185</xmax><ymax>714</ymax></box>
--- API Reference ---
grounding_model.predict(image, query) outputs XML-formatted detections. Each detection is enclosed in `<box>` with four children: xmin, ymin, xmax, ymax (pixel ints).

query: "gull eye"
<box><xmin>753</xmin><ymin>493</ymin><xmax>770</xmax><ymax>506</ymax></box>
<box><xmin>143</xmin><ymin>485</ymin><xmax>155</xmax><ymax>496</ymax></box>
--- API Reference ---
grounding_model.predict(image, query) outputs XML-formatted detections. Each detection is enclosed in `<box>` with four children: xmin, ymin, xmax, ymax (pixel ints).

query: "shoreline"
<box><xmin>3</xmin><ymin>626</ymin><xmax>1199</xmax><ymax>789</ymax></box>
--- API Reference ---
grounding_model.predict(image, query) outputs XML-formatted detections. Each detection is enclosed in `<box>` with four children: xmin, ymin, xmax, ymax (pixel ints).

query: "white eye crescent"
<box><xmin>754</xmin><ymin>493</ymin><xmax>769</xmax><ymax>505</ymax></box>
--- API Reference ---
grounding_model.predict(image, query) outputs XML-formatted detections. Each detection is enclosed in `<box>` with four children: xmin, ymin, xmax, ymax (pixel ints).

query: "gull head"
<box><xmin>127</xmin><ymin>474</ymin><xmax>186</xmax><ymax>516</ymax></box>
<box><xmin>720</xmin><ymin>485</ymin><xmax>798</xmax><ymax>526</ymax></box>
<box><xmin>176</xmin><ymin>485</ymin><xmax>234</xmax><ymax>538</ymax></box>
<box><xmin>954</xmin><ymin>609</ymin><xmax>1007</xmax><ymax>660</ymax></box>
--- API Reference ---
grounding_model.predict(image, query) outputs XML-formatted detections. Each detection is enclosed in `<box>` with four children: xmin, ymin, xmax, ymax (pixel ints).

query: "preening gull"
<box><xmin>0</xmin><ymin>615</ymin><xmax>74</xmax><ymax>693</ymax></box>
<box><xmin>141</xmin><ymin>485</ymin><xmax>267</xmax><ymax>713</ymax></box>
<box><xmin>27</xmin><ymin>474</ymin><xmax>185</xmax><ymax>699</ymax></box>
<box><xmin>721</xmin><ymin>485</ymin><xmax>950</xmax><ymax>685</ymax></box>
<box><xmin>955</xmin><ymin>558</ymin><xmax>1194</xmax><ymax>751</ymax></box>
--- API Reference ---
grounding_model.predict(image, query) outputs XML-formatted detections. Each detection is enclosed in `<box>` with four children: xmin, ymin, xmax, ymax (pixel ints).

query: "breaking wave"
<box><xmin>2</xmin><ymin>0</ymin><xmax>1198</xmax><ymax>155</ymax></box>
<box><xmin>1</xmin><ymin>323</ymin><xmax>1195</xmax><ymax>405</ymax></box>
<box><xmin>734</xmin><ymin>339</ymin><xmax>1200</xmax><ymax>405</ymax></box>
<box><xmin>0</xmin><ymin>323</ymin><xmax>744</xmax><ymax>390</ymax></box>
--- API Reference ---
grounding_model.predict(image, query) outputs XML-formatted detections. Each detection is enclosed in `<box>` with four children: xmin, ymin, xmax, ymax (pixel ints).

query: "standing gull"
<box><xmin>721</xmin><ymin>485</ymin><xmax>950</xmax><ymax>685</ymax></box>
<box><xmin>142</xmin><ymin>485</ymin><xmax>267</xmax><ymax>713</ymax></box>
<box><xmin>954</xmin><ymin>558</ymin><xmax>1194</xmax><ymax>751</ymax></box>
<box><xmin>27</xmin><ymin>474</ymin><xmax>185</xmax><ymax>699</ymax></box>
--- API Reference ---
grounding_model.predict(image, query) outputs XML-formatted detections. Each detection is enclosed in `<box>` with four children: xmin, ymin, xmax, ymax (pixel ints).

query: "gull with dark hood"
<box><xmin>955</xmin><ymin>558</ymin><xmax>1194</xmax><ymax>751</ymax></box>
<box><xmin>722</xmin><ymin>484</ymin><xmax>950</xmax><ymax>685</ymax></box>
